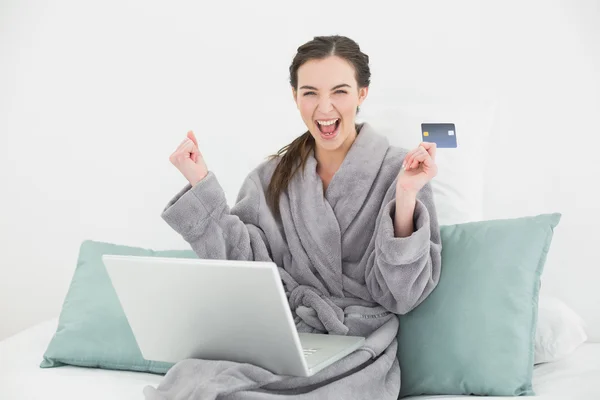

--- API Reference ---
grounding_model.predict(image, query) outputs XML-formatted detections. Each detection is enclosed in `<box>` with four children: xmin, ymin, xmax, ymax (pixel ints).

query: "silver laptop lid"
<box><xmin>102</xmin><ymin>254</ymin><xmax>309</xmax><ymax>376</ymax></box>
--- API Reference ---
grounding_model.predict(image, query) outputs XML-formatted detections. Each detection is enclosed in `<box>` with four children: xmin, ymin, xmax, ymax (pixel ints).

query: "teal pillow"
<box><xmin>41</xmin><ymin>240</ymin><xmax>197</xmax><ymax>373</ymax></box>
<box><xmin>397</xmin><ymin>213</ymin><xmax>561</xmax><ymax>398</ymax></box>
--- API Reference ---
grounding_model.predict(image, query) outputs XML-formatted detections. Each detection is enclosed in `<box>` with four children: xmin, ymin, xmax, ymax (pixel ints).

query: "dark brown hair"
<box><xmin>266</xmin><ymin>35</ymin><xmax>371</xmax><ymax>217</ymax></box>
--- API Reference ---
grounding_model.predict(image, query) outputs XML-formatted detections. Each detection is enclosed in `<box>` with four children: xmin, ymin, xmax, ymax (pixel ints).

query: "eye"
<box><xmin>303</xmin><ymin>91</ymin><xmax>316</xmax><ymax>96</ymax></box>
<box><xmin>335</xmin><ymin>90</ymin><xmax>347</xmax><ymax>94</ymax></box>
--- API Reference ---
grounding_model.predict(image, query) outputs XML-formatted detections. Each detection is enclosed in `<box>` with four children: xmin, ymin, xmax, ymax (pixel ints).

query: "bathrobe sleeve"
<box><xmin>160</xmin><ymin>171</ymin><xmax>272</xmax><ymax>261</ymax></box>
<box><xmin>365</xmin><ymin>182</ymin><xmax>442</xmax><ymax>315</ymax></box>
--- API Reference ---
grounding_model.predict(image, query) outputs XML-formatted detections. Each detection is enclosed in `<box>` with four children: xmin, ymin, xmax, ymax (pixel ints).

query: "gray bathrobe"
<box><xmin>144</xmin><ymin>122</ymin><xmax>442</xmax><ymax>399</ymax></box>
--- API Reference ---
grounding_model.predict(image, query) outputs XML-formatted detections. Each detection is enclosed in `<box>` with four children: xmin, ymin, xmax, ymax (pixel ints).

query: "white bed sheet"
<box><xmin>1</xmin><ymin>318</ymin><xmax>599</xmax><ymax>399</ymax></box>
<box><xmin>0</xmin><ymin>318</ymin><xmax>163</xmax><ymax>399</ymax></box>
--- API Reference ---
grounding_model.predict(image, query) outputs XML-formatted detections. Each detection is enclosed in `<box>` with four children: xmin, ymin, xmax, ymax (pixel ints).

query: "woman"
<box><xmin>147</xmin><ymin>35</ymin><xmax>442</xmax><ymax>400</ymax></box>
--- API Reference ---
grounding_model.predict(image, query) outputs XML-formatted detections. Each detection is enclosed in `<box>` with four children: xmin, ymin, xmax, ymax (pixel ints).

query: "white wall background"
<box><xmin>1</xmin><ymin>0</ymin><xmax>599</xmax><ymax>341</ymax></box>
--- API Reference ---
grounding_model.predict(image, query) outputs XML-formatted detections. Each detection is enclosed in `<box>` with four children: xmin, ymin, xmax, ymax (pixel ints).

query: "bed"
<box><xmin>1</xmin><ymin>318</ymin><xmax>599</xmax><ymax>399</ymax></box>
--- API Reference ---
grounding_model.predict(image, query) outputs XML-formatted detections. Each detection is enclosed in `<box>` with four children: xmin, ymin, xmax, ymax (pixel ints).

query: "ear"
<box><xmin>358</xmin><ymin>86</ymin><xmax>369</xmax><ymax>106</ymax></box>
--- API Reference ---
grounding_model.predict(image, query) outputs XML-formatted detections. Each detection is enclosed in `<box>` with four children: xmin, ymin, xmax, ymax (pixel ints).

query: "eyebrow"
<box><xmin>299</xmin><ymin>83</ymin><xmax>351</xmax><ymax>91</ymax></box>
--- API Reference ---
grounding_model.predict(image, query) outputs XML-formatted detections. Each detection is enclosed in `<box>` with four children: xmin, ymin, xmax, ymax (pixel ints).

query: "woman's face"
<box><xmin>293</xmin><ymin>56</ymin><xmax>368</xmax><ymax>152</ymax></box>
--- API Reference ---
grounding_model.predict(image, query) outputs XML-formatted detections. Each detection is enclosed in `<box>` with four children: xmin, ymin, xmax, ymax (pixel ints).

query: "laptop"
<box><xmin>102</xmin><ymin>254</ymin><xmax>365</xmax><ymax>377</ymax></box>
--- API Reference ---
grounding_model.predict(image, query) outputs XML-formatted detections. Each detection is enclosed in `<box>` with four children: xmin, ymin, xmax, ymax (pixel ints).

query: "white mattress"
<box><xmin>1</xmin><ymin>318</ymin><xmax>599</xmax><ymax>399</ymax></box>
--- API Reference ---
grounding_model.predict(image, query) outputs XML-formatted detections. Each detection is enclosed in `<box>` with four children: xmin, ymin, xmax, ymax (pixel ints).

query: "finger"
<box><xmin>170</xmin><ymin>141</ymin><xmax>193</xmax><ymax>164</ymax></box>
<box><xmin>187</xmin><ymin>130</ymin><xmax>198</xmax><ymax>147</ymax></box>
<box><xmin>402</xmin><ymin>149</ymin><xmax>419</xmax><ymax>169</ymax></box>
<box><xmin>176</xmin><ymin>138</ymin><xmax>192</xmax><ymax>151</ymax></box>
<box><xmin>420</xmin><ymin>142</ymin><xmax>437</xmax><ymax>161</ymax></box>
<box><xmin>409</xmin><ymin>148</ymin><xmax>428</xmax><ymax>169</ymax></box>
<box><xmin>405</xmin><ymin>144</ymin><xmax>431</xmax><ymax>169</ymax></box>
<box><xmin>422</xmin><ymin>151</ymin><xmax>436</xmax><ymax>169</ymax></box>
<box><xmin>420</xmin><ymin>143</ymin><xmax>436</xmax><ymax>163</ymax></box>
<box><xmin>190</xmin><ymin>144</ymin><xmax>199</xmax><ymax>163</ymax></box>
<box><xmin>411</xmin><ymin>149</ymin><xmax>432</xmax><ymax>169</ymax></box>
<box><xmin>178</xmin><ymin>140</ymin><xmax>196</xmax><ymax>159</ymax></box>
<box><xmin>410</xmin><ymin>150</ymin><xmax>430</xmax><ymax>169</ymax></box>
<box><xmin>182</xmin><ymin>140</ymin><xmax>201</xmax><ymax>164</ymax></box>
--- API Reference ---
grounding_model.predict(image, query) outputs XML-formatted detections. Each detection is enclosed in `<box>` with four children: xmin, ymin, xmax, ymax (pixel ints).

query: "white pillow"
<box><xmin>358</xmin><ymin>100</ymin><xmax>497</xmax><ymax>226</ymax></box>
<box><xmin>535</xmin><ymin>296</ymin><xmax>588</xmax><ymax>364</ymax></box>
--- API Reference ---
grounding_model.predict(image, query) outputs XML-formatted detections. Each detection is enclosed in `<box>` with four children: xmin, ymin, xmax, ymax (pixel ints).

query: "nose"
<box><xmin>317</xmin><ymin>96</ymin><xmax>334</xmax><ymax>113</ymax></box>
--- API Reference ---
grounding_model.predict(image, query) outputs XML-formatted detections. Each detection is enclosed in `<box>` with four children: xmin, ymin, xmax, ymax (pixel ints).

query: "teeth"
<box><xmin>316</xmin><ymin>119</ymin><xmax>339</xmax><ymax>126</ymax></box>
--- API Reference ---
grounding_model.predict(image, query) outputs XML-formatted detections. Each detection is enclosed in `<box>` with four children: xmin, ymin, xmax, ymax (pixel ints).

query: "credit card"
<box><xmin>421</xmin><ymin>123</ymin><xmax>457</xmax><ymax>148</ymax></box>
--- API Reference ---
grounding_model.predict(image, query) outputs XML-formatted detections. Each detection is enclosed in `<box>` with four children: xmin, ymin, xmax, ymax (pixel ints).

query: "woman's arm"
<box><xmin>161</xmin><ymin>171</ymin><xmax>272</xmax><ymax>261</ymax></box>
<box><xmin>365</xmin><ymin>182</ymin><xmax>442</xmax><ymax>314</ymax></box>
<box><xmin>393</xmin><ymin>188</ymin><xmax>417</xmax><ymax>238</ymax></box>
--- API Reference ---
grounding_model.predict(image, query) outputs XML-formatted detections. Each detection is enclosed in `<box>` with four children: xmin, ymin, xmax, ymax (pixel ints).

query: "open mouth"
<box><xmin>316</xmin><ymin>118</ymin><xmax>340</xmax><ymax>138</ymax></box>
